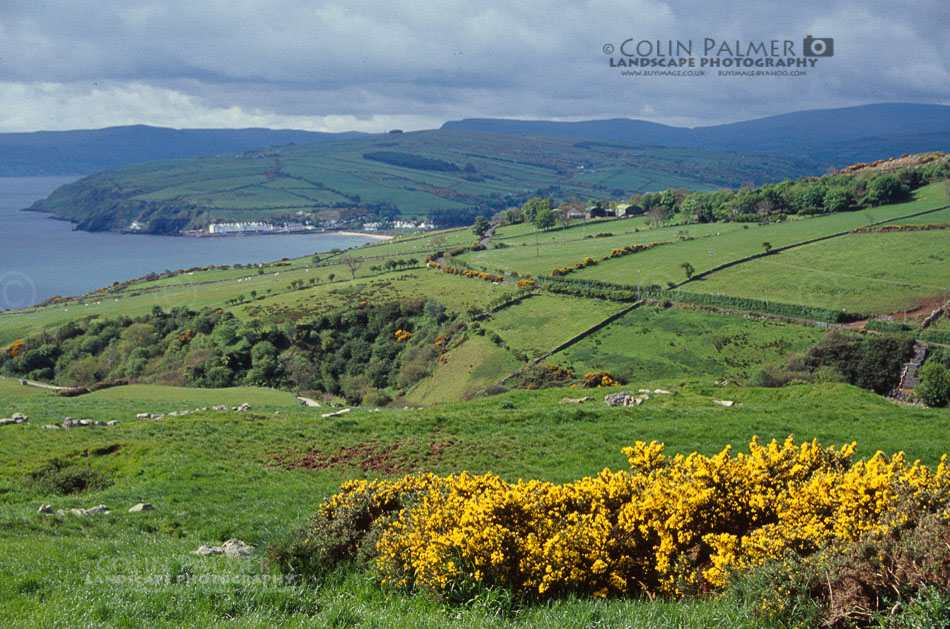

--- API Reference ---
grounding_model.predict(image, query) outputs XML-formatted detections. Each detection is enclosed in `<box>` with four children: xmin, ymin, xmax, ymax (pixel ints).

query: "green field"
<box><xmin>481</xmin><ymin>294</ymin><xmax>622</xmax><ymax>359</ymax></box>
<box><xmin>0</xmin><ymin>232</ymin><xmax>505</xmax><ymax>346</ymax></box>
<box><xmin>459</xmin><ymin>184</ymin><xmax>948</xmax><ymax>283</ymax></box>
<box><xmin>698</xmin><ymin>230</ymin><xmax>950</xmax><ymax>314</ymax></box>
<box><xmin>554</xmin><ymin>305</ymin><xmax>828</xmax><ymax>382</ymax></box>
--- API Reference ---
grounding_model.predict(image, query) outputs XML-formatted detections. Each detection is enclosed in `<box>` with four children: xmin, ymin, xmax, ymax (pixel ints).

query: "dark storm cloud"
<box><xmin>0</xmin><ymin>0</ymin><xmax>946</xmax><ymax>131</ymax></box>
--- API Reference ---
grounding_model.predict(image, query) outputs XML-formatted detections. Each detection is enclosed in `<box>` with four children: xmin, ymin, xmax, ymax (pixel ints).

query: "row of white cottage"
<box><xmin>207</xmin><ymin>221</ymin><xmax>313</xmax><ymax>234</ymax></box>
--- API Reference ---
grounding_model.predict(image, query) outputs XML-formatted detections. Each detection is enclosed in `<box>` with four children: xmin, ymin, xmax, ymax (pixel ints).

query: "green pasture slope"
<box><xmin>0</xmin><ymin>226</ymin><xmax>513</xmax><ymax>346</ymax></box>
<box><xmin>30</xmin><ymin>129</ymin><xmax>820</xmax><ymax>233</ymax></box>
<box><xmin>698</xmin><ymin>229</ymin><xmax>950</xmax><ymax>314</ymax></box>
<box><xmin>462</xmin><ymin>182</ymin><xmax>948</xmax><ymax>287</ymax></box>
<box><xmin>552</xmin><ymin>305</ymin><xmax>829</xmax><ymax>383</ymax></box>
<box><xmin>1</xmin><ymin>380</ymin><xmax>948</xmax><ymax>627</ymax></box>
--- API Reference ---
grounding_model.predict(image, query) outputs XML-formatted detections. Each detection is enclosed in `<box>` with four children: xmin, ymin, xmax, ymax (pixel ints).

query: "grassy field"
<box><xmin>490</xmin><ymin>214</ymin><xmax>721</xmax><ymax>246</ymax></box>
<box><xmin>403</xmin><ymin>334</ymin><xmax>522</xmax><ymax>406</ymax></box>
<box><xmin>460</xmin><ymin>184</ymin><xmax>947</xmax><ymax>283</ymax></box>
<box><xmin>553</xmin><ymin>305</ymin><xmax>828</xmax><ymax>383</ymax></box>
<box><xmin>0</xmin><ymin>262</ymin><xmax>514</xmax><ymax>347</ymax></box>
<box><xmin>697</xmin><ymin>230</ymin><xmax>950</xmax><ymax>314</ymax></box>
<box><xmin>480</xmin><ymin>294</ymin><xmax>622</xmax><ymax>360</ymax></box>
<box><xmin>0</xmin><ymin>381</ymin><xmax>947</xmax><ymax>626</ymax></box>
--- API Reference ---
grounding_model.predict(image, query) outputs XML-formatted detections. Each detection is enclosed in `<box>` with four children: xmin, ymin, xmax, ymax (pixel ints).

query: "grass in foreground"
<box><xmin>0</xmin><ymin>382</ymin><xmax>948</xmax><ymax>626</ymax></box>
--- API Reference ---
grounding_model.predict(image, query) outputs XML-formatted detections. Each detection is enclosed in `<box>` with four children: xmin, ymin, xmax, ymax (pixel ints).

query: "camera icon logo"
<box><xmin>803</xmin><ymin>36</ymin><xmax>834</xmax><ymax>57</ymax></box>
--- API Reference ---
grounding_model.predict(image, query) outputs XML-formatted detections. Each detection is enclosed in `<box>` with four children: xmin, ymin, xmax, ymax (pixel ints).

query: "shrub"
<box><xmin>748</xmin><ymin>366</ymin><xmax>802</xmax><ymax>388</ymax></box>
<box><xmin>24</xmin><ymin>463</ymin><xmax>112</xmax><ymax>496</ymax></box>
<box><xmin>362</xmin><ymin>387</ymin><xmax>393</xmax><ymax>408</ymax></box>
<box><xmin>797</xmin><ymin>330</ymin><xmax>915</xmax><ymax>394</ymax></box>
<box><xmin>267</xmin><ymin>475</ymin><xmax>443</xmax><ymax>579</ymax></box>
<box><xmin>867</xmin><ymin>173</ymin><xmax>908</xmax><ymax>206</ymax></box>
<box><xmin>917</xmin><ymin>362</ymin><xmax>950</xmax><ymax>407</ymax></box>
<box><xmin>515</xmin><ymin>363</ymin><xmax>575</xmax><ymax>390</ymax></box>
<box><xmin>731</xmin><ymin>490</ymin><xmax>950</xmax><ymax>627</ymax></box>
<box><xmin>582</xmin><ymin>371</ymin><xmax>624</xmax><ymax>388</ymax></box>
<box><xmin>292</xmin><ymin>438</ymin><xmax>950</xmax><ymax>605</ymax></box>
<box><xmin>480</xmin><ymin>384</ymin><xmax>509</xmax><ymax>397</ymax></box>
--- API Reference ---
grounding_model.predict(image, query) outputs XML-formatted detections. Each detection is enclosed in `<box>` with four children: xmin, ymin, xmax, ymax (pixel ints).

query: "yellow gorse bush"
<box><xmin>309</xmin><ymin>438</ymin><xmax>950</xmax><ymax>601</ymax></box>
<box><xmin>582</xmin><ymin>371</ymin><xmax>621</xmax><ymax>388</ymax></box>
<box><xmin>550</xmin><ymin>243</ymin><xmax>671</xmax><ymax>278</ymax></box>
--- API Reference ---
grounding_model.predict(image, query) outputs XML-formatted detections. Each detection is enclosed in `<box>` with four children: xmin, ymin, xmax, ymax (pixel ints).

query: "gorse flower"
<box><xmin>303</xmin><ymin>438</ymin><xmax>950</xmax><ymax>601</ymax></box>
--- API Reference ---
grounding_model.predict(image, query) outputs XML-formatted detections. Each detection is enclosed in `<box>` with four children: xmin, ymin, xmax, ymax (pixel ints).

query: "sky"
<box><xmin>0</xmin><ymin>0</ymin><xmax>947</xmax><ymax>133</ymax></box>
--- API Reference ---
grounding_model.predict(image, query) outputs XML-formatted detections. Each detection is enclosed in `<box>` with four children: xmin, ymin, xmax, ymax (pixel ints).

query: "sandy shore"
<box><xmin>332</xmin><ymin>230</ymin><xmax>394</xmax><ymax>240</ymax></box>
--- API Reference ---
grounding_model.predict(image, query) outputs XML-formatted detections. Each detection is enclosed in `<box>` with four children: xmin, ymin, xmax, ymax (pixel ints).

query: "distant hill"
<box><xmin>442</xmin><ymin>103</ymin><xmax>950</xmax><ymax>166</ymax></box>
<box><xmin>28</xmin><ymin>129</ymin><xmax>822</xmax><ymax>234</ymax></box>
<box><xmin>0</xmin><ymin>125</ymin><xmax>366</xmax><ymax>176</ymax></box>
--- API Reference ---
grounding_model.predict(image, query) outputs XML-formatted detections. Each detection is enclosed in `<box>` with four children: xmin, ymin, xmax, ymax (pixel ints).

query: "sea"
<box><xmin>0</xmin><ymin>176</ymin><xmax>376</xmax><ymax>309</ymax></box>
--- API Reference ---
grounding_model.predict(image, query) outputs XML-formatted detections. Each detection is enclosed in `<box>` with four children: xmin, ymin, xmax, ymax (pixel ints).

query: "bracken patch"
<box><xmin>270</xmin><ymin>440</ymin><xmax>459</xmax><ymax>476</ymax></box>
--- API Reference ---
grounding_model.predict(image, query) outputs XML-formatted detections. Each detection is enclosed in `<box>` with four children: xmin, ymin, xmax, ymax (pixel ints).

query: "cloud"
<box><xmin>0</xmin><ymin>82</ymin><xmax>441</xmax><ymax>132</ymax></box>
<box><xmin>0</xmin><ymin>0</ymin><xmax>946</xmax><ymax>132</ymax></box>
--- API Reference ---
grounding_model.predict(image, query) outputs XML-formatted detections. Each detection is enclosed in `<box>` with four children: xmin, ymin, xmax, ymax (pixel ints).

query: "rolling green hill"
<box><xmin>29</xmin><ymin>130</ymin><xmax>822</xmax><ymax>234</ymax></box>
<box><xmin>0</xmin><ymin>125</ymin><xmax>366</xmax><ymax>177</ymax></box>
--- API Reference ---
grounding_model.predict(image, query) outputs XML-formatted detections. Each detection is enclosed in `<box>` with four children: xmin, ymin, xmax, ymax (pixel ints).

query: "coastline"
<box><xmin>332</xmin><ymin>230</ymin><xmax>393</xmax><ymax>241</ymax></box>
<box><xmin>181</xmin><ymin>229</ymin><xmax>394</xmax><ymax>240</ymax></box>
<box><xmin>22</xmin><ymin>204</ymin><xmax>396</xmax><ymax>241</ymax></box>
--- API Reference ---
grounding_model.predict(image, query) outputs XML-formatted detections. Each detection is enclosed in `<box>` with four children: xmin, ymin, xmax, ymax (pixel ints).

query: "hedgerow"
<box><xmin>538</xmin><ymin>277</ymin><xmax>862</xmax><ymax>323</ymax></box>
<box><xmin>865</xmin><ymin>318</ymin><xmax>913</xmax><ymax>333</ymax></box>
<box><xmin>551</xmin><ymin>242</ymin><xmax>672</xmax><ymax>278</ymax></box>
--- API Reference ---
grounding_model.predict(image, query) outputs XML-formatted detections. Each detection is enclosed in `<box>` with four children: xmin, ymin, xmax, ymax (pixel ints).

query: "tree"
<box><xmin>533</xmin><ymin>207</ymin><xmax>556</xmax><ymax>230</ymax></box>
<box><xmin>521</xmin><ymin>197</ymin><xmax>552</xmax><ymax>223</ymax></box>
<box><xmin>503</xmin><ymin>208</ymin><xmax>524</xmax><ymax>225</ymax></box>
<box><xmin>762</xmin><ymin>241</ymin><xmax>773</xmax><ymax>253</ymax></box>
<box><xmin>679</xmin><ymin>197</ymin><xmax>698</xmax><ymax>223</ymax></box>
<box><xmin>120</xmin><ymin>323</ymin><xmax>157</xmax><ymax>349</ymax></box>
<box><xmin>823</xmin><ymin>187</ymin><xmax>855</xmax><ymax>213</ymax></box>
<box><xmin>645</xmin><ymin>206</ymin><xmax>665</xmax><ymax>228</ymax></box>
<box><xmin>866</xmin><ymin>174</ymin><xmax>907</xmax><ymax>206</ymax></box>
<box><xmin>917</xmin><ymin>362</ymin><xmax>950</xmax><ymax>407</ymax></box>
<box><xmin>791</xmin><ymin>185</ymin><xmax>825</xmax><ymax>214</ymax></box>
<box><xmin>472</xmin><ymin>216</ymin><xmax>491</xmax><ymax>238</ymax></box>
<box><xmin>680</xmin><ymin>261</ymin><xmax>695</xmax><ymax>280</ymax></box>
<box><xmin>328</xmin><ymin>273</ymin><xmax>335</xmax><ymax>282</ymax></box>
<box><xmin>639</xmin><ymin>192</ymin><xmax>661</xmax><ymax>211</ymax></box>
<box><xmin>250</xmin><ymin>290</ymin><xmax>258</xmax><ymax>300</ymax></box>
<box><xmin>430</xmin><ymin>232</ymin><xmax>447</xmax><ymax>249</ymax></box>
<box><xmin>660</xmin><ymin>189</ymin><xmax>677</xmax><ymax>213</ymax></box>
<box><xmin>341</xmin><ymin>253</ymin><xmax>363</xmax><ymax>280</ymax></box>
